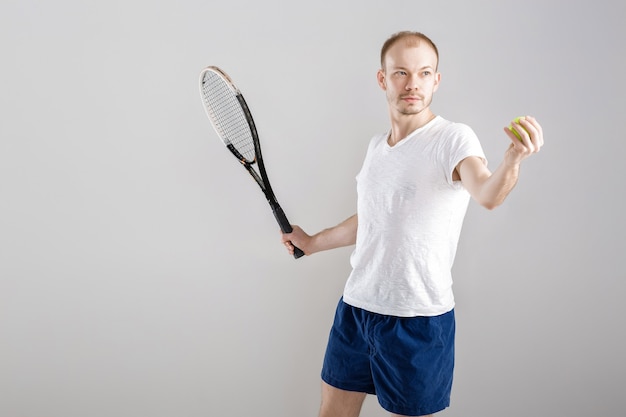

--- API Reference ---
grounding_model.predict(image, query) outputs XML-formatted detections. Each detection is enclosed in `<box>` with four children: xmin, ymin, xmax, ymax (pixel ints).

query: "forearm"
<box><xmin>309</xmin><ymin>214</ymin><xmax>358</xmax><ymax>254</ymax></box>
<box><xmin>478</xmin><ymin>160</ymin><xmax>521</xmax><ymax>210</ymax></box>
<box><xmin>463</xmin><ymin>116</ymin><xmax>543</xmax><ymax>210</ymax></box>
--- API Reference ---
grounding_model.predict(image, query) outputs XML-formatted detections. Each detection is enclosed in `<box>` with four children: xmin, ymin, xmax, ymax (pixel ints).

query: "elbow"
<box><xmin>474</xmin><ymin>188</ymin><xmax>511</xmax><ymax>211</ymax></box>
<box><xmin>471</xmin><ymin>184</ymin><xmax>513</xmax><ymax>211</ymax></box>
<box><xmin>482</xmin><ymin>202</ymin><xmax>499</xmax><ymax>211</ymax></box>
<box><xmin>479</xmin><ymin>198</ymin><xmax>504</xmax><ymax>211</ymax></box>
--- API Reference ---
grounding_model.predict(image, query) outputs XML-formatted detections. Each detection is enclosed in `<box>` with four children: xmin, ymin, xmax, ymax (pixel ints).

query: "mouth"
<box><xmin>401</xmin><ymin>95</ymin><xmax>422</xmax><ymax>102</ymax></box>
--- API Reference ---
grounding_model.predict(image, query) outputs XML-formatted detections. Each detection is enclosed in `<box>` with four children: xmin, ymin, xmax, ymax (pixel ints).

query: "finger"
<box><xmin>511</xmin><ymin>118</ymin><xmax>541</xmax><ymax>152</ymax></box>
<box><xmin>280</xmin><ymin>227</ymin><xmax>294</xmax><ymax>241</ymax></box>
<box><xmin>283</xmin><ymin>240</ymin><xmax>293</xmax><ymax>254</ymax></box>
<box><xmin>503</xmin><ymin>126</ymin><xmax>526</xmax><ymax>149</ymax></box>
<box><xmin>520</xmin><ymin>116</ymin><xmax>543</xmax><ymax>151</ymax></box>
<box><xmin>522</xmin><ymin>116</ymin><xmax>544</xmax><ymax>148</ymax></box>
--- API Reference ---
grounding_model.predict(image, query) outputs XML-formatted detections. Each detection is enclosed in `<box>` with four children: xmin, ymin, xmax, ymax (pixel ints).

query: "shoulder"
<box><xmin>432</xmin><ymin>117</ymin><xmax>477</xmax><ymax>138</ymax></box>
<box><xmin>366</xmin><ymin>131</ymin><xmax>389</xmax><ymax>150</ymax></box>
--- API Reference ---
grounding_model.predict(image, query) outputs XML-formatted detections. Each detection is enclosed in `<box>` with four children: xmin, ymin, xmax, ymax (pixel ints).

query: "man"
<box><xmin>281</xmin><ymin>31</ymin><xmax>543</xmax><ymax>417</ymax></box>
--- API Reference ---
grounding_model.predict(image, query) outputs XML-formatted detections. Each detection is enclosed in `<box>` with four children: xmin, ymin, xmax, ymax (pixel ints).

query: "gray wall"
<box><xmin>1</xmin><ymin>0</ymin><xmax>624</xmax><ymax>416</ymax></box>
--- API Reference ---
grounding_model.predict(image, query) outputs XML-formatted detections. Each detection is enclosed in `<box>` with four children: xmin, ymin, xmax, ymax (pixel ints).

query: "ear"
<box><xmin>377</xmin><ymin>69</ymin><xmax>387</xmax><ymax>90</ymax></box>
<box><xmin>433</xmin><ymin>71</ymin><xmax>441</xmax><ymax>92</ymax></box>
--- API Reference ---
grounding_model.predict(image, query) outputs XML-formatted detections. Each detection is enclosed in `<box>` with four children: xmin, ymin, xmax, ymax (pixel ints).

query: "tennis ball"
<box><xmin>508</xmin><ymin>116</ymin><xmax>529</xmax><ymax>141</ymax></box>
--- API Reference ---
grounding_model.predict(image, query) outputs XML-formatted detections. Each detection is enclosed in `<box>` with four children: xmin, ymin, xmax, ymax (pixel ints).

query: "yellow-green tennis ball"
<box><xmin>508</xmin><ymin>116</ymin><xmax>529</xmax><ymax>141</ymax></box>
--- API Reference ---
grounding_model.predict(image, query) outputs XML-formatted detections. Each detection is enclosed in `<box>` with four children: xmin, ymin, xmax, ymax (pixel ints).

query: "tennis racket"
<box><xmin>199</xmin><ymin>66</ymin><xmax>304</xmax><ymax>259</ymax></box>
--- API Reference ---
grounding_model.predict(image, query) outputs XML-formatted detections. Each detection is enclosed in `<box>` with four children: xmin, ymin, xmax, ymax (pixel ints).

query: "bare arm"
<box><xmin>458</xmin><ymin>116</ymin><xmax>544</xmax><ymax>210</ymax></box>
<box><xmin>281</xmin><ymin>214</ymin><xmax>358</xmax><ymax>256</ymax></box>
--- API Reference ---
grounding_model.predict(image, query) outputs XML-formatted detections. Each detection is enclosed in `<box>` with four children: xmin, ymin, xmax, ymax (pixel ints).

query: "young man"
<box><xmin>281</xmin><ymin>31</ymin><xmax>544</xmax><ymax>417</ymax></box>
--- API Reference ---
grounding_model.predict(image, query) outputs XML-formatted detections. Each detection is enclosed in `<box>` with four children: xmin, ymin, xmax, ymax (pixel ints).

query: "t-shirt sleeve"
<box><xmin>443</xmin><ymin>123</ymin><xmax>487</xmax><ymax>185</ymax></box>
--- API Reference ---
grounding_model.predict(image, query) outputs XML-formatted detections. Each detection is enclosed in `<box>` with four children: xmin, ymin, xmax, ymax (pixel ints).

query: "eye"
<box><xmin>395</xmin><ymin>70</ymin><xmax>407</xmax><ymax>76</ymax></box>
<box><xmin>422</xmin><ymin>71</ymin><xmax>432</xmax><ymax>76</ymax></box>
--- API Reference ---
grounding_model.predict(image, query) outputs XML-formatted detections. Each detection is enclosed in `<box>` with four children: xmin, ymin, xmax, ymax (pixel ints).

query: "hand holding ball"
<box><xmin>508</xmin><ymin>116</ymin><xmax>530</xmax><ymax>141</ymax></box>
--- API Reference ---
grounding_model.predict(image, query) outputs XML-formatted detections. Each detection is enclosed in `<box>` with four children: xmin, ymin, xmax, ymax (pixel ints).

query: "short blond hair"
<box><xmin>380</xmin><ymin>31</ymin><xmax>439</xmax><ymax>71</ymax></box>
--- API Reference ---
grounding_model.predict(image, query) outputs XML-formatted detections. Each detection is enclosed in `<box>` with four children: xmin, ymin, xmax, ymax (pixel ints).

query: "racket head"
<box><xmin>199</xmin><ymin>66</ymin><xmax>257</xmax><ymax>164</ymax></box>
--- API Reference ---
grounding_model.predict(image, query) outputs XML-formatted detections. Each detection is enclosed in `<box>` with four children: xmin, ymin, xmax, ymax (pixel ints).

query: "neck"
<box><xmin>387</xmin><ymin>110</ymin><xmax>437</xmax><ymax>146</ymax></box>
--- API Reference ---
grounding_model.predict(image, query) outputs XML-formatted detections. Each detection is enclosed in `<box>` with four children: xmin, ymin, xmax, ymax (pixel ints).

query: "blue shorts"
<box><xmin>321</xmin><ymin>298</ymin><xmax>455</xmax><ymax>416</ymax></box>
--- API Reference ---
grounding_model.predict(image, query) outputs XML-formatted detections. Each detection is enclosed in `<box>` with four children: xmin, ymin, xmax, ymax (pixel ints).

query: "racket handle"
<box><xmin>292</xmin><ymin>246</ymin><xmax>305</xmax><ymax>259</ymax></box>
<box><xmin>272</xmin><ymin>205</ymin><xmax>305</xmax><ymax>259</ymax></box>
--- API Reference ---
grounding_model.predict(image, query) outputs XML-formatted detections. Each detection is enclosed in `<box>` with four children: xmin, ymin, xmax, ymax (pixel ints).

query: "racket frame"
<box><xmin>199</xmin><ymin>66</ymin><xmax>304</xmax><ymax>259</ymax></box>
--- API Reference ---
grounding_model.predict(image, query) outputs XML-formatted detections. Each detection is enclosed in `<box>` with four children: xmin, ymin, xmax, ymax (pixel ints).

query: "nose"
<box><xmin>405</xmin><ymin>74</ymin><xmax>419</xmax><ymax>90</ymax></box>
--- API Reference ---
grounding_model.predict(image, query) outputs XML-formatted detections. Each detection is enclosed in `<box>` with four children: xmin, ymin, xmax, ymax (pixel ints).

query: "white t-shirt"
<box><xmin>342</xmin><ymin>116</ymin><xmax>486</xmax><ymax>317</ymax></box>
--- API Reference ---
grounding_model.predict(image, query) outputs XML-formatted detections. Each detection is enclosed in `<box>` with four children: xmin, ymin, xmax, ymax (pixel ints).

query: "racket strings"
<box><xmin>202</xmin><ymin>71</ymin><xmax>256</xmax><ymax>163</ymax></box>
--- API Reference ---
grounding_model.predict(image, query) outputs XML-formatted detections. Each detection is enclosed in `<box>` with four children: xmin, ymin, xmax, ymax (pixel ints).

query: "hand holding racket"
<box><xmin>199</xmin><ymin>66</ymin><xmax>304</xmax><ymax>259</ymax></box>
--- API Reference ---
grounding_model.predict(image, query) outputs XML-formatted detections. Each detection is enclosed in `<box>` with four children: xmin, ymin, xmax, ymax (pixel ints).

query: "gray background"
<box><xmin>1</xmin><ymin>0</ymin><xmax>624</xmax><ymax>416</ymax></box>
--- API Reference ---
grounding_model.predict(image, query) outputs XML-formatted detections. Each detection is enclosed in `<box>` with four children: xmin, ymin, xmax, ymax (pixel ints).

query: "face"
<box><xmin>377</xmin><ymin>39</ymin><xmax>441</xmax><ymax>117</ymax></box>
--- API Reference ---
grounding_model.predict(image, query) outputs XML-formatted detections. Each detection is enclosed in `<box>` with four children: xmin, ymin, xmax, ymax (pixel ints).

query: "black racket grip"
<box><xmin>272</xmin><ymin>205</ymin><xmax>305</xmax><ymax>259</ymax></box>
